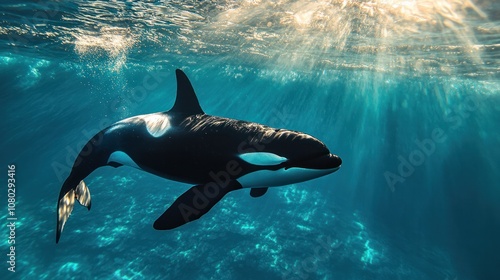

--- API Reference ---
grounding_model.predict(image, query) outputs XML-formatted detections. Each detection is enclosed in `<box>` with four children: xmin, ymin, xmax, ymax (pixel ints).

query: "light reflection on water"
<box><xmin>0</xmin><ymin>0</ymin><xmax>498</xmax><ymax>77</ymax></box>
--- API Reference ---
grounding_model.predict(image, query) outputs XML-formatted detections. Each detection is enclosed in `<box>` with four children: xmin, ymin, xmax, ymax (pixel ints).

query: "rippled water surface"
<box><xmin>1</xmin><ymin>1</ymin><xmax>499</xmax><ymax>280</ymax></box>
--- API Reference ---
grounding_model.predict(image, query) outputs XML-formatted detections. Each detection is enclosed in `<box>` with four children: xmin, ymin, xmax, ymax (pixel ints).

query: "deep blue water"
<box><xmin>1</xmin><ymin>1</ymin><xmax>500</xmax><ymax>279</ymax></box>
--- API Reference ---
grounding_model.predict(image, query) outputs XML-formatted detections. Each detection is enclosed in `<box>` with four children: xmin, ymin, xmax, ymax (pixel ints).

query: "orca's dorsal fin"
<box><xmin>169</xmin><ymin>69</ymin><xmax>204</xmax><ymax>115</ymax></box>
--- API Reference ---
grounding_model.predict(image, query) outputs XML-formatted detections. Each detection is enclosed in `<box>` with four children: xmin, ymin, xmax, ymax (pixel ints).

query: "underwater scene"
<box><xmin>1</xmin><ymin>1</ymin><xmax>499</xmax><ymax>279</ymax></box>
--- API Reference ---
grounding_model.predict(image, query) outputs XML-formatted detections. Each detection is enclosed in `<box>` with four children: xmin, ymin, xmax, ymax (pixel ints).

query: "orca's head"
<box><xmin>236</xmin><ymin>129</ymin><xmax>342</xmax><ymax>188</ymax></box>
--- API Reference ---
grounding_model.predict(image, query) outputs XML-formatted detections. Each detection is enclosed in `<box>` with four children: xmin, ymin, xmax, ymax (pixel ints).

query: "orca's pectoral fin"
<box><xmin>250</xmin><ymin>187</ymin><xmax>268</xmax><ymax>198</ymax></box>
<box><xmin>56</xmin><ymin>180</ymin><xmax>91</xmax><ymax>243</ymax></box>
<box><xmin>153</xmin><ymin>180</ymin><xmax>242</xmax><ymax>230</ymax></box>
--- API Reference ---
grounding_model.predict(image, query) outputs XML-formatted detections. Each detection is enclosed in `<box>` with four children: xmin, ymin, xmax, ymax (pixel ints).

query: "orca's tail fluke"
<box><xmin>56</xmin><ymin>180</ymin><xmax>91</xmax><ymax>243</ymax></box>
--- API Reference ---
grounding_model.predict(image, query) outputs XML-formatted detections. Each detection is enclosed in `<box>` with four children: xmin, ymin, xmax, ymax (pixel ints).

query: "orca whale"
<box><xmin>56</xmin><ymin>69</ymin><xmax>342</xmax><ymax>243</ymax></box>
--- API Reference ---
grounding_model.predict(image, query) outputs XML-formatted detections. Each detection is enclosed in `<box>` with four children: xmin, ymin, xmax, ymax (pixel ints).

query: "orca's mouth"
<box><xmin>285</xmin><ymin>153</ymin><xmax>342</xmax><ymax>170</ymax></box>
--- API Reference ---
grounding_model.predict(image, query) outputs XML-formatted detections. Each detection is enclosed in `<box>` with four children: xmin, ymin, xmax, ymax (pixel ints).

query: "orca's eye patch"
<box><xmin>239</xmin><ymin>152</ymin><xmax>288</xmax><ymax>166</ymax></box>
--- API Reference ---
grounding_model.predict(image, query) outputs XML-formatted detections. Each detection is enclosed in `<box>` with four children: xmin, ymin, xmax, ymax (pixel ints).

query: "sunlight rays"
<box><xmin>206</xmin><ymin>0</ymin><xmax>489</xmax><ymax>75</ymax></box>
<box><xmin>0</xmin><ymin>0</ymin><xmax>485</xmax><ymax>77</ymax></box>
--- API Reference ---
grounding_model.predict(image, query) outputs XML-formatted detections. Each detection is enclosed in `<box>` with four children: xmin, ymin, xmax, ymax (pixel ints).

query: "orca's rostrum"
<box><xmin>56</xmin><ymin>69</ymin><xmax>342</xmax><ymax>243</ymax></box>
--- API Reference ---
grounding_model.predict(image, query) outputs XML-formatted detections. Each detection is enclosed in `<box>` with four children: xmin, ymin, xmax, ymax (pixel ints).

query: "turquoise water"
<box><xmin>1</xmin><ymin>1</ymin><xmax>500</xmax><ymax>279</ymax></box>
